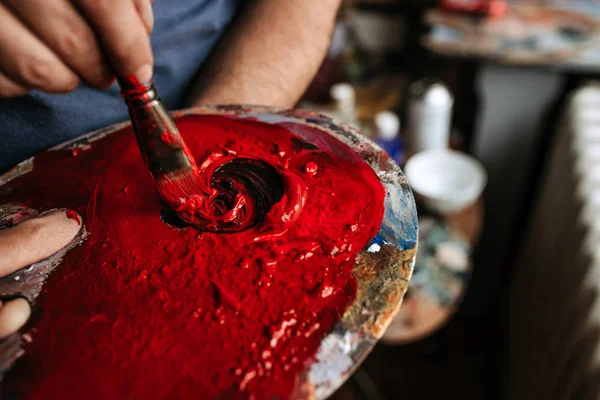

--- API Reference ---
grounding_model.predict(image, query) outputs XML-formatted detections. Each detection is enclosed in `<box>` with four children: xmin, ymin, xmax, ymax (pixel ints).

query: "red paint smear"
<box><xmin>0</xmin><ymin>115</ymin><xmax>385</xmax><ymax>399</ymax></box>
<box><xmin>160</xmin><ymin>132</ymin><xmax>176</xmax><ymax>145</ymax></box>
<box><xmin>65</xmin><ymin>210</ymin><xmax>80</xmax><ymax>225</ymax></box>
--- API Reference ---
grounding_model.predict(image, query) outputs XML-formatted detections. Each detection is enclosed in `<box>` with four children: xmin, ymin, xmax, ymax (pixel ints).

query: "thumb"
<box><xmin>0</xmin><ymin>209</ymin><xmax>82</xmax><ymax>277</ymax></box>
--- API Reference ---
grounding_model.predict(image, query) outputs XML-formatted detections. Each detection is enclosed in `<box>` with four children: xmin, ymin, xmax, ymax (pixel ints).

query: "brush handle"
<box><xmin>120</xmin><ymin>78</ymin><xmax>196</xmax><ymax>180</ymax></box>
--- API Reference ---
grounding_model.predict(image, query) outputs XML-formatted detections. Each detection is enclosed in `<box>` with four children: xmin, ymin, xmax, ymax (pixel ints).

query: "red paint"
<box><xmin>65</xmin><ymin>210</ymin><xmax>80</xmax><ymax>225</ymax></box>
<box><xmin>304</xmin><ymin>161</ymin><xmax>318</xmax><ymax>177</ymax></box>
<box><xmin>155</xmin><ymin>152</ymin><xmax>299</xmax><ymax>234</ymax></box>
<box><xmin>121</xmin><ymin>75</ymin><xmax>143</xmax><ymax>87</ymax></box>
<box><xmin>440</xmin><ymin>0</ymin><xmax>506</xmax><ymax>16</ymax></box>
<box><xmin>118</xmin><ymin>75</ymin><xmax>149</xmax><ymax>91</ymax></box>
<box><xmin>0</xmin><ymin>115</ymin><xmax>385</xmax><ymax>399</ymax></box>
<box><xmin>159</xmin><ymin>132</ymin><xmax>177</xmax><ymax>145</ymax></box>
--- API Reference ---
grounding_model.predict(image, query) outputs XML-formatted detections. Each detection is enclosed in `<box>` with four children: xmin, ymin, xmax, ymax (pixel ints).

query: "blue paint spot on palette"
<box><xmin>376</xmin><ymin>185</ymin><xmax>418</xmax><ymax>251</ymax></box>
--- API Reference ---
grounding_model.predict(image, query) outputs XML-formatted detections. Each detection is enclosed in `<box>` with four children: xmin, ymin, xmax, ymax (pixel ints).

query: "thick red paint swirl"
<box><xmin>0</xmin><ymin>114</ymin><xmax>385</xmax><ymax>399</ymax></box>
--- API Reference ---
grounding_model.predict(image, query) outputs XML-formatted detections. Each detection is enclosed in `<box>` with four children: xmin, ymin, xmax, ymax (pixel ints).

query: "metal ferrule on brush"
<box><xmin>119</xmin><ymin>79</ymin><xmax>196</xmax><ymax>180</ymax></box>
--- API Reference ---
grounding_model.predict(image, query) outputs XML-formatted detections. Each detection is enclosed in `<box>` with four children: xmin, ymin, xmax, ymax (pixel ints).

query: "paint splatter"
<box><xmin>65</xmin><ymin>210</ymin><xmax>80</xmax><ymax>225</ymax></box>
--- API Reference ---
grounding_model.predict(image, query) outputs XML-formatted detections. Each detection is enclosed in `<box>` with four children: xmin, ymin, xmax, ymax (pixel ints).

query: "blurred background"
<box><xmin>299</xmin><ymin>0</ymin><xmax>600</xmax><ymax>399</ymax></box>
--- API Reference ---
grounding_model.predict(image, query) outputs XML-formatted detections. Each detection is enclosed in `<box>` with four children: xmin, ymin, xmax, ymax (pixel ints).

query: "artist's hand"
<box><xmin>0</xmin><ymin>210</ymin><xmax>81</xmax><ymax>339</ymax></box>
<box><xmin>0</xmin><ymin>0</ymin><xmax>154</xmax><ymax>97</ymax></box>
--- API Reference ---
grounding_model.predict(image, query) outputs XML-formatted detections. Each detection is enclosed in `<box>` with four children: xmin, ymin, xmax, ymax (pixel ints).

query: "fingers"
<box><xmin>75</xmin><ymin>0</ymin><xmax>154</xmax><ymax>84</ymax></box>
<box><xmin>0</xmin><ymin>0</ymin><xmax>154</xmax><ymax>96</ymax></box>
<box><xmin>4</xmin><ymin>0</ymin><xmax>114</xmax><ymax>89</ymax></box>
<box><xmin>0</xmin><ymin>298</ymin><xmax>30</xmax><ymax>340</ymax></box>
<box><xmin>0</xmin><ymin>3</ymin><xmax>80</xmax><ymax>94</ymax></box>
<box><xmin>134</xmin><ymin>0</ymin><xmax>154</xmax><ymax>34</ymax></box>
<box><xmin>0</xmin><ymin>72</ymin><xmax>28</xmax><ymax>98</ymax></box>
<box><xmin>0</xmin><ymin>210</ymin><xmax>81</xmax><ymax>277</ymax></box>
<box><xmin>0</xmin><ymin>209</ymin><xmax>81</xmax><ymax>339</ymax></box>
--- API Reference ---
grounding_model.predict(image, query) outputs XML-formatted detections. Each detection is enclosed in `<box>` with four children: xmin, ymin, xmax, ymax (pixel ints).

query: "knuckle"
<box><xmin>17</xmin><ymin>56</ymin><xmax>79</xmax><ymax>92</ymax></box>
<box><xmin>16</xmin><ymin>56</ymin><xmax>54</xmax><ymax>88</ymax></box>
<box><xmin>58</xmin><ymin>33</ymin><xmax>87</xmax><ymax>60</ymax></box>
<box><xmin>58</xmin><ymin>20</ymin><xmax>97</xmax><ymax>59</ymax></box>
<box><xmin>58</xmin><ymin>20</ymin><xmax>110</xmax><ymax>87</ymax></box>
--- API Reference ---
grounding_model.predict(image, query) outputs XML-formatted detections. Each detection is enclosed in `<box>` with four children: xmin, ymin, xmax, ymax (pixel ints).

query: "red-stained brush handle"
<box><xmin>118</xmin><ymin>77</ymin><xmax>198</xmax><ymax>180</ymax></box>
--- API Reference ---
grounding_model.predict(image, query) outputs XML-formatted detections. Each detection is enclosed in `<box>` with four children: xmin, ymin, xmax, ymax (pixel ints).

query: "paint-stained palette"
<box><xmin>0</xmin><ymin>106</ymin><xmax>418</xmax><ymax>399</ymax></box>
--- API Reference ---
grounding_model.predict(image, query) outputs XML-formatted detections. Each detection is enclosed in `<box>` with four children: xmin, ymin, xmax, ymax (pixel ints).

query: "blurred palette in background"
<box><xmin>424</xmin><ymin>3</ymin><xmax>600</xmax><ymax>67</ymax></box>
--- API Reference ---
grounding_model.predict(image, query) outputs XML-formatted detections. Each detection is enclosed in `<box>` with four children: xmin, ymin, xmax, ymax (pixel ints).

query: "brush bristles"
<box><xmin>155</xmin><ymin>168</ymin><xmax>207</xmax><ymax>208</ymax></box>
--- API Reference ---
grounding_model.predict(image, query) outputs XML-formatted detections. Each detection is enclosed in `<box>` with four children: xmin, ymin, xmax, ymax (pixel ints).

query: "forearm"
<box><xmin>187</xmin><ymin>0</ymin><xmax>342</xmax><ymax>108</ymax></box>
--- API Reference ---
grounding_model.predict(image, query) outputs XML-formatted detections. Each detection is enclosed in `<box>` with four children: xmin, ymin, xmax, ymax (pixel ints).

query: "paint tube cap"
<box><xmin>375</xmin><ymin>111</ymin><xmax>400</xmax><ymax>140</ymax></box>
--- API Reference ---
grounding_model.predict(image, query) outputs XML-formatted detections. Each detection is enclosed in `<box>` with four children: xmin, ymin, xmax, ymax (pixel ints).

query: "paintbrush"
<box><xmin>118</xmin><ymin>76</ymin><xmax>207</xmax><ymax>217</ymax></box>
<box><xmin>118</xmin><ymin>77</ymin><xmax>280</xmax><ymax>233</ymax></box>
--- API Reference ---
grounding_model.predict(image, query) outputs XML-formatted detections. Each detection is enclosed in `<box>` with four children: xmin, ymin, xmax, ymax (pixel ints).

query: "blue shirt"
<box><xmin>0</xmin><ymin>0</ymin><xmax>239</xmax><ymax>173</ymax></box>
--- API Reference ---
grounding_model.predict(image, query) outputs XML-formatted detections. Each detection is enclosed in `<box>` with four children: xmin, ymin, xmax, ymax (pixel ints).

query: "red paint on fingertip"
<box><xmin>66</xmin><ymin>210</ymin><xmax>80</xmax><ymax>225</ymax></box>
